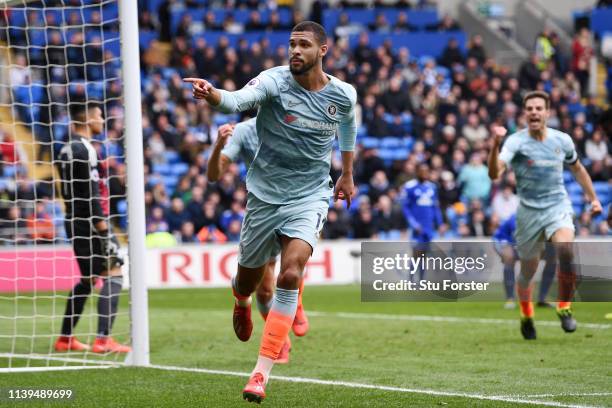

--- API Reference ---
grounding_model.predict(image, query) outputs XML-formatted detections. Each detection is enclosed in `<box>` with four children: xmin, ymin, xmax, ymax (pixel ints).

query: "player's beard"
<box><xmin>290</xmin><ymin>54</ymin><xmax>318</xmax><ymax>75</ymax></box>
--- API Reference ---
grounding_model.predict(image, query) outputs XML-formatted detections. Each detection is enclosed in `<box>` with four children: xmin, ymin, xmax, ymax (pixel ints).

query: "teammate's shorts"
<box><xmin>238</xmin><ymin>192</ymin><xmax>329</xmax><ymax>268</ymax></box>
<box><xmin>514</xmin><ymin>201</ymin><xmax>575</xmax><ymax>260</ymax></box>
<box><xmin>64</xmin><ymin>219</ymin><xmax>106</xmax><ymax>278</ymax></box>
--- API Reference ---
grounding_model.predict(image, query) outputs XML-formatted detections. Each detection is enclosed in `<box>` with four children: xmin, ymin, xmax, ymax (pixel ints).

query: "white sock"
<box><xmin>252</xmin><ymin>355</ymin><xmax>275</xmax><ymax>384</ymax></box>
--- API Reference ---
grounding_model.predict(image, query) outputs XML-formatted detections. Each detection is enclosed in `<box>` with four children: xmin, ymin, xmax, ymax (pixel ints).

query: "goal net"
<box><xmin>0</xmin><ymin>0</ymin><xmax>147</xmax><ymax>372</ymax></box>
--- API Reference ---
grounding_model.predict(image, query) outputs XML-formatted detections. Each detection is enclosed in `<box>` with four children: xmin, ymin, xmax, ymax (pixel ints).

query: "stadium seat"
<box><xmin>360</xmin><ymin>137</ymin><xmax>379</xmax><ymax>149</ymax></box>
<box><xmin>346</xmin><ymin>32</ymin><xmax>466</xmax><ymax>58</ymax></box>
<box><xmin>164</xmin><ymin>151</ymin><xmax>181</xmax><ymax>164</ymax></box>
<box><xmin>152</xmin><ymin>163</ymin><xmax>171</xmax><ymax>175</ymax></box>
<box><xmin>322</xmin><ymin>8</ymin><xmax>439</xmax><ymax>33</ymax></box>
<box><xmin>590</xmin><ymin>8</ymin><xmax>612</xmax><ymax>37</ymax></box>
<box><xmin>171</xmin><ymin>162</ymin><xmax>189</xmax><ymax>176</ymax></box>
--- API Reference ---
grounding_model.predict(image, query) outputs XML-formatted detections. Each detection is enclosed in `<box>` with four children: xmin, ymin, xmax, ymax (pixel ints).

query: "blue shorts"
<box><xmin>238</xmin><ymin>193</ymin><xmax>329</xmax><ymax>268</ymax></box>
<box><xmin>515</xmin><ymin>201</ymin><xmax>574</xmax><ymax>260</ymax></box>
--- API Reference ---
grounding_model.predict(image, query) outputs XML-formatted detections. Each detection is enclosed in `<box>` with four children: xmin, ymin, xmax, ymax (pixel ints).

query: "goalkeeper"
<box><xmin>207</xmin><ymin>118</ymin><xmax>311</xmax><ymax>364</ymax></box>
<box><xmin>54</xmin><ymin>103</ymin><xmax>131</xmax><ymax>354</ymax></box>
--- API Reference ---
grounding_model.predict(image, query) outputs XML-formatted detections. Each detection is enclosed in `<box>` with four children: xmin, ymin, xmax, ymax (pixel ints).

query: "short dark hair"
<box><xmin>69</xmin><ymin>101</ymin><xmax>101</xmax><ymax>124</ymax></box>
<box><xmin>522</xmin><ymin>91</ymin><xmax>550</xmax><ymax>109</ymax></box>
<box><xmin>292</xmin><ymin>21</ymin><xmax>327</xmax><ymax>45</ymax></box>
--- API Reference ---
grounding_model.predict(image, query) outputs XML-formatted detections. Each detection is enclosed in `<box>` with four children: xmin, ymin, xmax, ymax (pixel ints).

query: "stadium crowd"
<box><xmin>0</xmin><ymin>0</ymin><xmax>610</xmax><ymax>245</ymax></box>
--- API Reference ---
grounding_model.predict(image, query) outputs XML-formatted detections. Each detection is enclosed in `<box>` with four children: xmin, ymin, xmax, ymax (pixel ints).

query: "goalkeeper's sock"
<box><xmin>253</xmin><ymin>287</ymin><xmax>298</xmax><ymax>383</ymax></box>
<box><xmin>97</xmin><ymin>276</ymin><xmax>123</xmax><ymax>336</ymax></box>
<box><xmin>60</xmin><ymin>281</ymin><xmax>92</xmax><ymax>336</ymax></box>
<box><xmin>232</xmin><ymin>277</ymin><xmax>251</xmax><ymax>307</ymax></box>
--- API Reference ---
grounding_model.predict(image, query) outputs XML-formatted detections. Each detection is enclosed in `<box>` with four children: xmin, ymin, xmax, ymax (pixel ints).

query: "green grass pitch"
<box><xmin>1</xmin><ymin>285</ymin><xmax>611</xmax><ymax>407</ymax></box>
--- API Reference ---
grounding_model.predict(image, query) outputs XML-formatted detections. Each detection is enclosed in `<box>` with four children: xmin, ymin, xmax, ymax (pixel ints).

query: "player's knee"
<box><xmin>277</xmin><ymin>267</ymin><xmax>301</xmax><ymax>289</ymax></box>
<box><xmin>256</xmin><ymin>287</ymin><xmax>273</xmax><ymax>305</ymax></box>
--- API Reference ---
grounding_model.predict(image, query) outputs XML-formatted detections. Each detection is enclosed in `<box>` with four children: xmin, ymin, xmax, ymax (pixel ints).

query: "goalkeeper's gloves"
<box><xmin>98</xmin><ymin>229</ymin><xmax>124</xmax><ymax>269</ymax></box>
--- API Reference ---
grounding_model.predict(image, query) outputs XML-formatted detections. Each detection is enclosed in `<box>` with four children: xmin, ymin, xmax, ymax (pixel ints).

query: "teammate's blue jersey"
<box><xmin>493</xmin><ymin>214</ymin><xmax>516</xmax><ymax>244</ymax></box>
<box><xmin>499</xmin><ymin>127</ymin><xmax>578</xmax><ymax>209</ymax></box>
<box><xmin>400</xmin><ymin>179</ymin><xmax>443</xmax><ymax>235</ymax></box>
<box><xmin>216</xmin><ymin>65</ymin><xmax>357</xmax><ymax>205</ymax></box>
<box><xmin>221</xmin><ymin>117</ymin><xmax>259</xmax><ymax>167</ymax></box>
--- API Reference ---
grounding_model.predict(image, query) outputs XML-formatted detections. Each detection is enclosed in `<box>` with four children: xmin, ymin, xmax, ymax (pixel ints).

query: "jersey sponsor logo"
<box><xmin>527</xmin><ymin>159</ymin><xmax>560</xmax><ymax>167</ymax></box>
<box><xmin>284</xmin><ymin>114</ymin><xmax>298</xmax><ymax>124</ymax></box>
<box><xmin>327</xmin><ymin>104</ymin><xmax>337</xmax><ymax>116</ymax></box>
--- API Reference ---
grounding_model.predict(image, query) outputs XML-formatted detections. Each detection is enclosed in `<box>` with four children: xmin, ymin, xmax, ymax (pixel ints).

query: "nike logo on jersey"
<box><xmin>287</xmin><ymin>100</ymin><xmax>302</xmax><ymax>107</ymax></box>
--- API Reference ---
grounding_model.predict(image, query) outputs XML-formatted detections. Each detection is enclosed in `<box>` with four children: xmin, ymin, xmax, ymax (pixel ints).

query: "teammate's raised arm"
<box><xmin>206</xmin><ymin>124</ymin><xmax>234</xmax><ymax>182</ymax></box>
<box><xmin>488</xmin><ymin>125</ymin><xmax>508</xmax><ymax>180</ymax></box>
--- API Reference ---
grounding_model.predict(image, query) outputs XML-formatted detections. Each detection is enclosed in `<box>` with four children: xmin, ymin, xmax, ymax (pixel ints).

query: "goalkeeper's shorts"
<box><xmin>65</xmin><ymin>219</ymin><xmax>106</xmax><ymax>278</ymax></box>
<box><xmin>514</xmin><ymin>200</ymin><xmax>575</xmax><ymax>260</ymax></box>
<box><xmin>237</xmin><ymin>192</ymin><xmax>329</xmax><ymax>269</ymax></box>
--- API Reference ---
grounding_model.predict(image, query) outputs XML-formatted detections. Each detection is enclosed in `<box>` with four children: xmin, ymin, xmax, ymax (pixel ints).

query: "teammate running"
<box><xmin>206</xmin><ymin>118</ymin><xmax>310</xmax><ymax>364</ymax></box>
<box><xmin>185</xmin><ymin>21</ymin><xmax>356</xmax><ymax>402</ymax></box>
<box><xmin>488</xmin><ymin>91</ymin><xmax>602</xmax><ymax>340</ymax></box>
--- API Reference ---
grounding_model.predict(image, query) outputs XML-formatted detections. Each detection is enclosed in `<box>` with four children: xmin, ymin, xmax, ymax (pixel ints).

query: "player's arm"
<box><xmin>334</xmin><ymin>88</ymin><xmax>358</xmax><ymax>208</ymax></box>
<box><xmin>183</xmin><ymin>73</ymin><xmax>275</xmax><ymax>113</ymax></box>
<box><xmin>568</xmin><ymin>160</ymin><xmax>602</xmax><ymax>215</ymax></box>
<box><xmin>206</xmin><ymin>124</ymin><xmax>235</xmax><ymax>182</ymax></box>
<box><xmin>488</xmin><ymin>125</ymin><xmax>508</xmax><ymax>180</ymax></box>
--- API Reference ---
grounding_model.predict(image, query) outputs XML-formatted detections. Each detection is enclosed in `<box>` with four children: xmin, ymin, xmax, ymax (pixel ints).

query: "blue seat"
<box><xmin>567</xmin><ymin>183</ymin><xmax>583</xmax><ymax>196</ymax></box>
<box><xmin>164</xmin><ymin>151</ymin><xmax>180</xmax><ymax>164</ymax></box>
<box><xmin>163</xmin><ymin>175</ymin><xmax>179</xmax><ymax>191</ymax></box>
<box><xmin>322</xmin><ymin>8</ymin><xmax>438</xmax><ymax>33</ymax></box>
<box><xmin>590</xmin><ymin>8</ymin><xmax>612</xmax><ymax>37</ymax></box>
<box><xmin>360</xmin><ymin>137</ymin><xmax>379</xmax><ymax>149</ymax></box>
<box><xmin>380</xmin><ymin>136</ymin><xmax>403</xmax><ymax>148</ymax></box>
<box><xmin>152</xmin><ymin>163</ymin><xmax>171</xmax><ymax>175</ymax></box>
<box><xmin>347</xmin><ymin>32</ymin><xmax>466</xmax><ymax>58</ymax></box>
<box><xmin>171</xmin><ymin>162</ymin><xmax>189</xmax><ymax>176</ymax></box>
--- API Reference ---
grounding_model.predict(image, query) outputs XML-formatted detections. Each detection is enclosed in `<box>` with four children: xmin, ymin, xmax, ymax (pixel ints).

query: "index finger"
<box><xmin>183</xmin><ymin>78</ymin><xmax>203</xmax><ymax>83</ymax></box>
<box><xmin>345</xmin><ymin>191</ymin><xmax>352</xmax><ymax>209</ymax></box>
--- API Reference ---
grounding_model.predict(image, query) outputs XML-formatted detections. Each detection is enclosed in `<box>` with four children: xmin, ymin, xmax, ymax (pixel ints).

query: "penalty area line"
<box><xmin>147</xmin><ymin>364</ymin><xmax>599</xmax><ymax>408</ymax></box>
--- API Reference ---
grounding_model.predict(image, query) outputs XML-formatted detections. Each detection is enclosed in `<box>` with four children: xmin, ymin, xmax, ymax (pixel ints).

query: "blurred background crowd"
<box><xmin>0</xmin><ymin>0</ymin><xmax>610</xmax><ymax>246</ymax></box>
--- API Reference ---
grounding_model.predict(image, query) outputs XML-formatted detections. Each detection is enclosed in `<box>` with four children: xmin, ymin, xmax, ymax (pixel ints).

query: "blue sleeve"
<box><xmin>338</xmin><ymin>85</ymin><xmax>357</xmax><ymax>152</ymax></box>
<box><xmin>216</xmin><ymin>72</ymin><xmax>277</xmax><ymax>113</ymax></box>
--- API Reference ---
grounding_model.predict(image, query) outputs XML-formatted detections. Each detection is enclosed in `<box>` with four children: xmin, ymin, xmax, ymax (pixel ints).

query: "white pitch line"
<box><xmin>523</xmin><ymin>393</ymin><xmax>612</xmax><ymax>398</ymax></box>
<box><xmin>0</xmin><ymin>365</ymin><xmax>115</xmax><ymax>373</ymax></box>
<box><xmin>0</xmin><ymin>353</ymin><xmax>125</xmax><ymax>367</ymax></box>
<box><xmin>147</xmin><ymin>364</ymin><xmax>600</xmax><ymax>408</ymax></box>
<box><xmin>307</xmin><ymin>311</ymin><xmax>612</xmax><ymax>330</ymax></box>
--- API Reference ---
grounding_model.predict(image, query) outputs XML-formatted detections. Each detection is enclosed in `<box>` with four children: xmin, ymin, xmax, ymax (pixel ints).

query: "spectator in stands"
<box><xmin>572</xmin><ymin>28</ymin><xmax>593</xmax><ymax>96</ymax></box>
<box><xmin>322</xmin><ymin>208</ymin><xmax>350</xmax><ymax>239</ymax></box>
<box><xmin>166</xmin><ymin>197</ymin><xmax>190</xmax><ymax>234</ymax></box>
<box><xmin>428</xmin><ymin>14</ymin><xmax>460</xmax><ymax>31</ymax></box>
<box><xmin>467</xmin><ymin>34</ymin><xmax>486</xmax><ymax>64</ymax></box>
<box><xmin>491</xmin><ymin>184</ymin><xmax>519</xmax><ymax>223</ymax></box>
<box><xmin>439</xmin><ymin>38</ymin><xmax>465</xmax><ymax>68</ymax></box>
<box><xmin>438</xmin><ymin>170</ymin><xmax>460</xmax><ymax>213</ymax></box>
<box><xmin>352</xmin><ymin>202</ymin><xmax>377</xmax><ymax>239</ymax></box>
<box><xmin>27</xmin><ymin>201</ymin><xmax>55</xmax><ymax>244</ymax></box>
<box><xmin>245</xmin><ymin>11</ymin><xmax>266</xmax><ymax>31</ymax></box>
<box><xmin>203</xmin><ymin>11</ymin><xmax>222</xmax><ymax>31</ymax></box>
<box><xmin>462</xmin><ymin>113</ymin><xmax>488</xmax><ymax>147</ymax></box>
<box><xmin>0</xmin><ymin>206</ymin><xmax>28</xmax><ymax>245</ymax></box>
<box><xmin>458</xmin><ymin>151</ymin><xmax>491</xmax><ymax>202</ymax></box>
<box><xmin>518</xmin><ymin>54</ymin><xmax>541</xmax><ymax>90</ymax></box>
<box><xmin>147</xmin><ymin>206</ymin><xmax>169</xmax><ymax>234</ymax></box>
<box><xmin>393</xmin><ymin>11</ymin><xmax>417</xmax><ymax>32</ymax></box>
<box><xmin>374</xmin><ymin>195</ymin><xmax>406</xmax><ymax>238</ymax></box>
<box><xmin>369</xmin><ymin>13</ymin><xmax>392</xmax><ymax>32</ymax></box>
<box><xmin>534</xmin><ymin>29</ymin><xmax>554</xmax><ymax>70</ymax></box>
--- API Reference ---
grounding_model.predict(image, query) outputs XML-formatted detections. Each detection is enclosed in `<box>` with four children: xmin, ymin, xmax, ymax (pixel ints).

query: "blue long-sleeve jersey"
<box><xmin>400</xmin><ymin>179</ymin><xmax>443</xmax><ymax>242</ymax></box>
<box><xmin>493</xmin><ymin>214</ymin><xmax>516</xmax><ymax>244</ymax></box>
